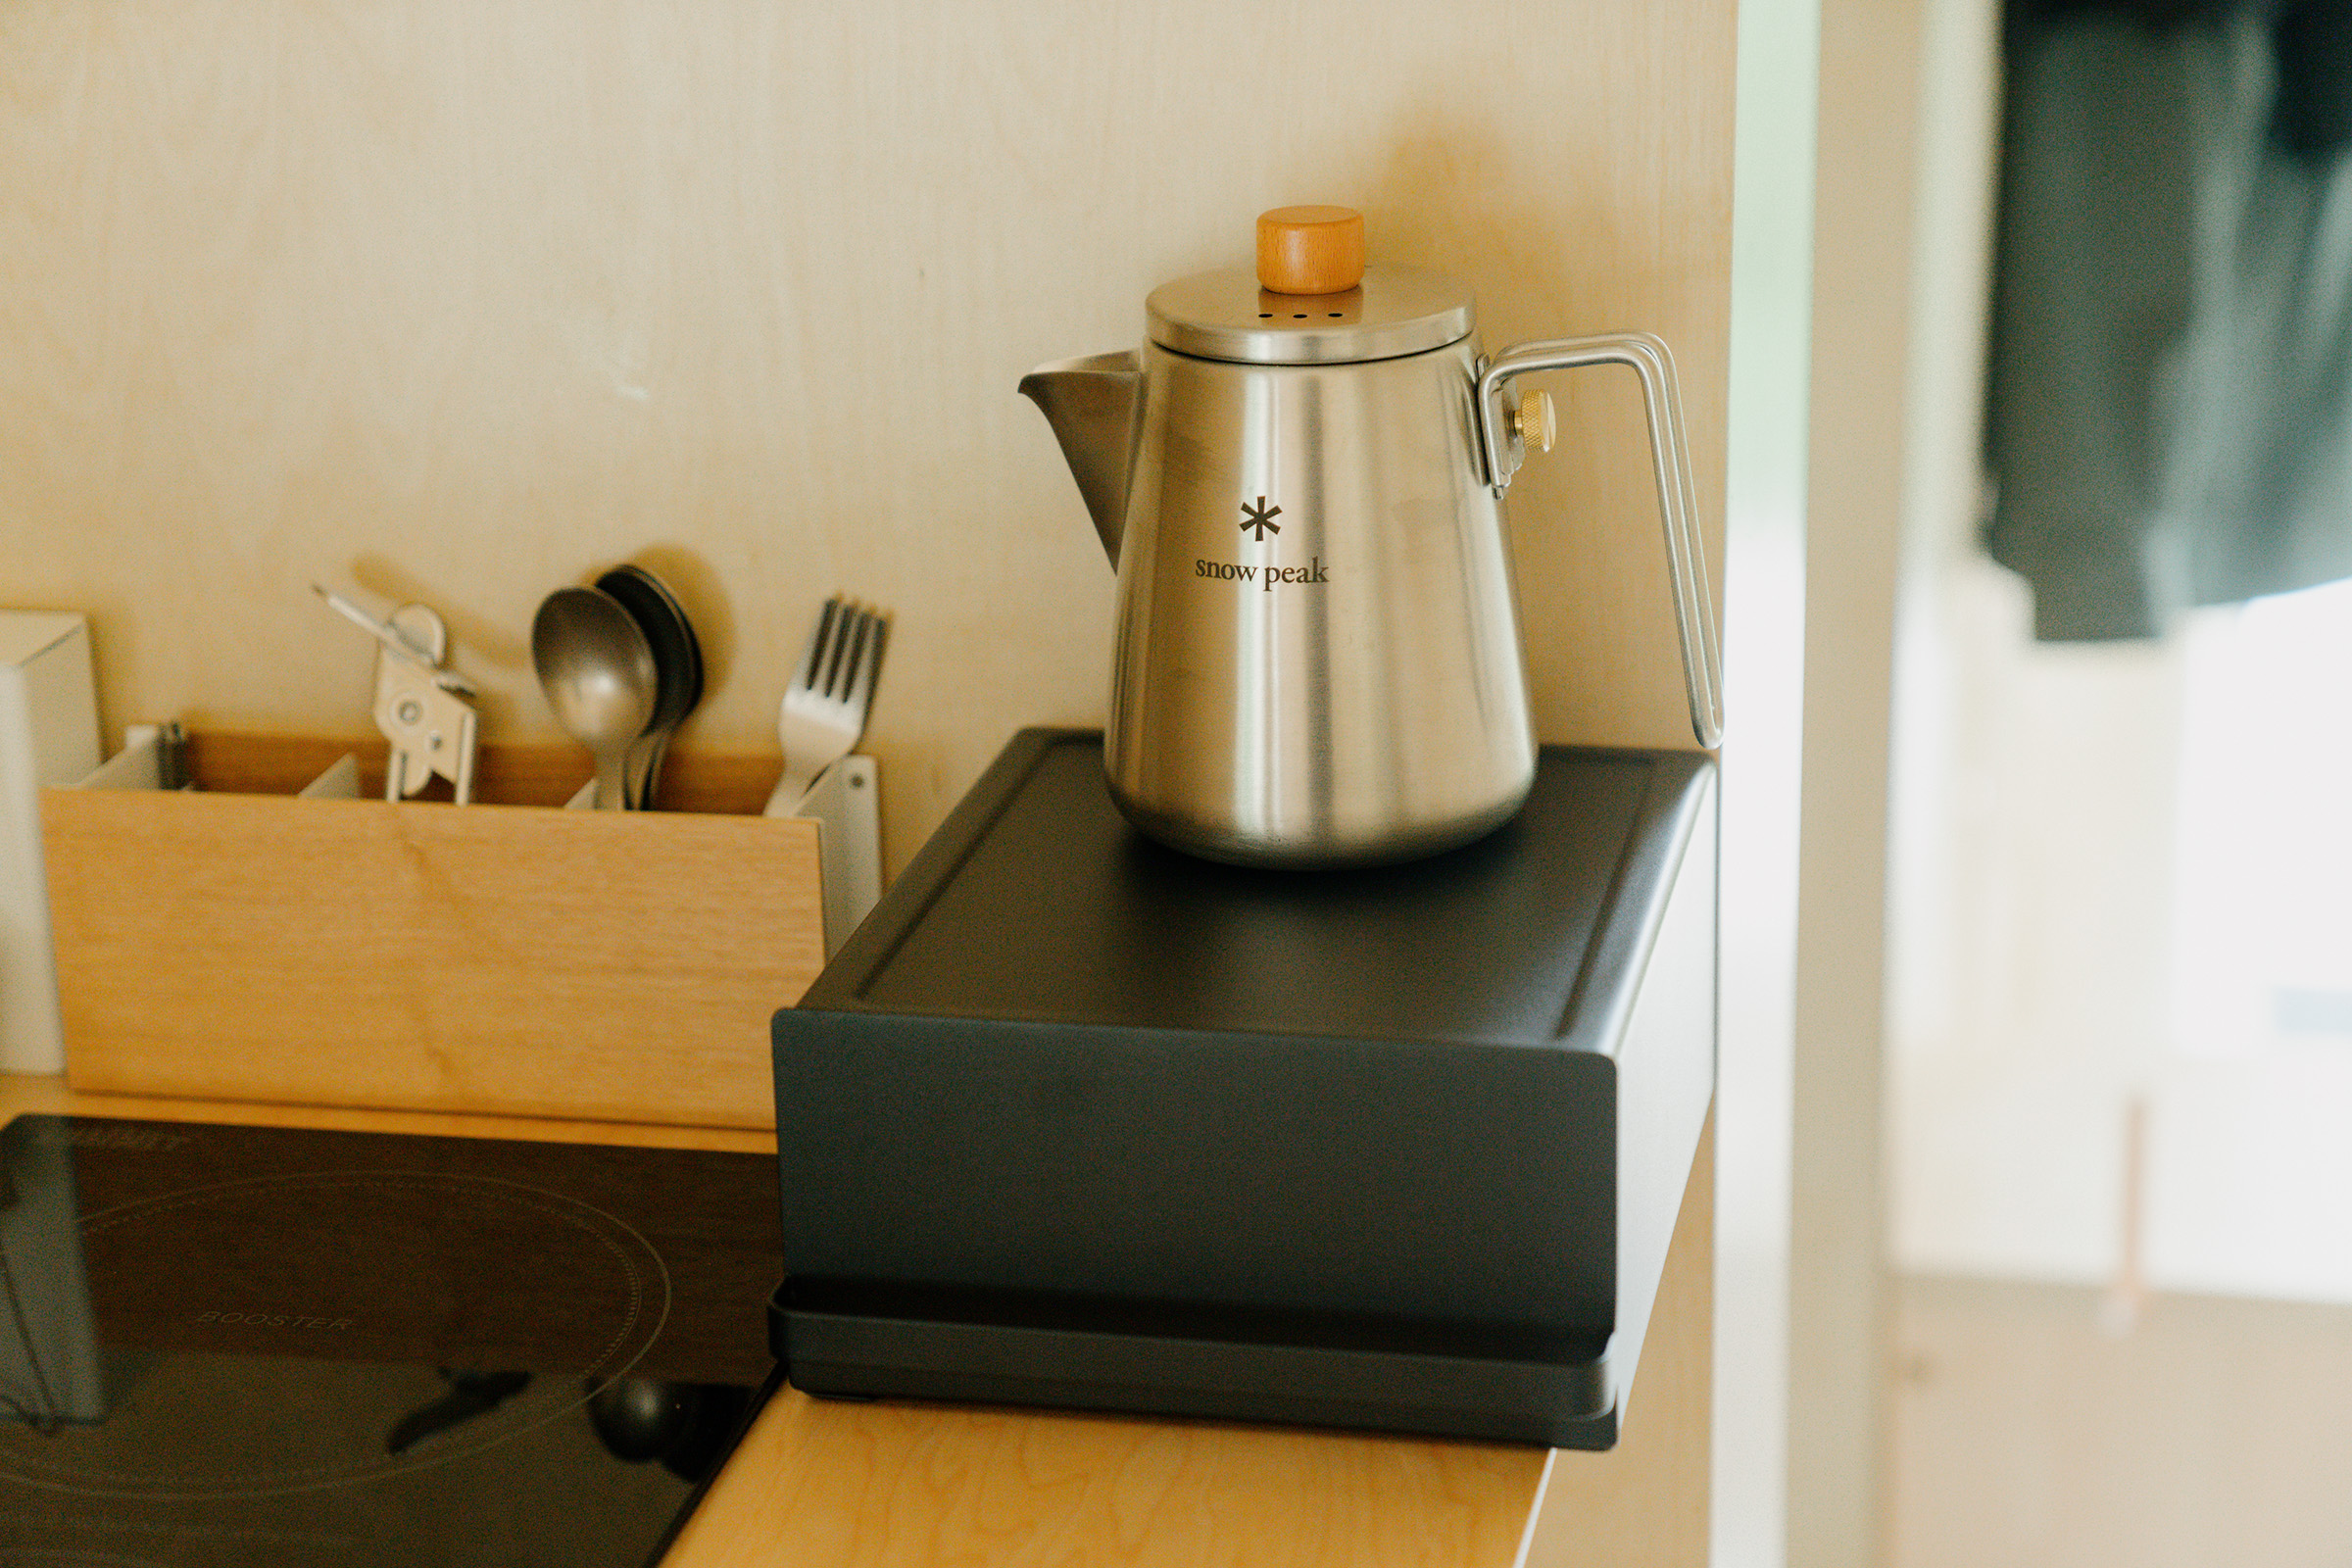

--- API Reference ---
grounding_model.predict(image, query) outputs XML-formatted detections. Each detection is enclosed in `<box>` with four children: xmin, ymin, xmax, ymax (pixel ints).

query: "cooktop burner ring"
<box><xmin>0</xmin><ymin>1169</ymin><xmax>672</xmax><ymax>1501</ymax></box>
<box><xmin>74</xmin><ymin>1172</ymin><xmax>664</xmax><ymax>1395</ymax></box>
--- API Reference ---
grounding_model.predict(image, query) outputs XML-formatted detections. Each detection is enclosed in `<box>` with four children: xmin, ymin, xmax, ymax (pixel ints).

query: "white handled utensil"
<box><xmin>763</xmin><ymin>596</ymin><xmax>887</xmax><ymax>816</ymax></box>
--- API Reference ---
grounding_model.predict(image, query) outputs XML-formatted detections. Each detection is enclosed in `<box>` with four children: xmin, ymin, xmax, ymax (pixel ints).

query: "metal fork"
<box><xmin>763</xmin><ymin>596</ymin><xmax>888</xmax><ymax>816</ymax></box>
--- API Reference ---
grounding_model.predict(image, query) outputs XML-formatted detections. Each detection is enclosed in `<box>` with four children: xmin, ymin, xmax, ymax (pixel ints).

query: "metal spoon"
<box><xmin>595</xmin><ymin>564</ymin><xmax>703</xmax><ymax>809</ymax></box>
<box><xmin>532</xmin><ymin>587</ymin><xmax>659</xmax><ymax>810</ymax></box>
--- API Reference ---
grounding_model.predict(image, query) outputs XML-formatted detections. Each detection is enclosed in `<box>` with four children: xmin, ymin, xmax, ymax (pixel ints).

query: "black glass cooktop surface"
<box><xmin>0</xmin><ymin>1115</ymin><xmax>782</xmax><ymax>1567</ymax></box>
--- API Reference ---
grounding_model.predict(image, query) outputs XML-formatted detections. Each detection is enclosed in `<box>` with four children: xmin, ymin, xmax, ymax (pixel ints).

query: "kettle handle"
<box><xmin>1476</xmin><ymin>333</ymin><xmax>1723</xmax><ymax>749</ymax></box>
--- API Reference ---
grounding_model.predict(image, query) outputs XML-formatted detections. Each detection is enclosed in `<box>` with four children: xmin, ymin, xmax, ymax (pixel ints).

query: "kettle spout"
<box><xmin>1018</xmin><ymin>351</ymin><xmax>1142</xmax><ymax>566</ymax></box>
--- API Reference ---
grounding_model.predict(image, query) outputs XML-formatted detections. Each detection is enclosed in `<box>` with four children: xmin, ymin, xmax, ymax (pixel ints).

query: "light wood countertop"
<box><xmin>0</xmin><ymin>1073</ymin><xmax>1710</xmax><ymax>1567</ymax></box>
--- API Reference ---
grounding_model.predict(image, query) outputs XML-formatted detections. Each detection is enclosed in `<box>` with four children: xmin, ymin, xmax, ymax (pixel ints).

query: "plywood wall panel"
<box><xmin>0</xmin><ymin>0</ymin><xmax>1733</xmax><ymax>875</ymax></box>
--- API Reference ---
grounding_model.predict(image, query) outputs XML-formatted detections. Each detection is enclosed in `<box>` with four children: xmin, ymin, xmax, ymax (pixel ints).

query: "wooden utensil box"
<box><xmin>38</xmin><ymin>732</ymin><xmax>824</xmax><ymax>1127</ymax></box>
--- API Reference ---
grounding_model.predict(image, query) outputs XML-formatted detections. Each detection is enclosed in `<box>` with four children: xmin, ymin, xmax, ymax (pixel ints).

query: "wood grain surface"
<box><xmin>0</xmin><ymin>0</ymin><xmax>1734</xmax><ymax>882</ymax></box>
<box><xmin>663</xmin><ymin>1395</ymin><xmax>1547</xmax><ymax>1568</ymax></box>
<box><xmin>0</xmin><ymin>1072</ymin><xmax>1713</xmax><ymax>1566</ymax></box>
<box><xmin>42</xmin><ymin>784</ymin><xmax>822</xmax><ymax>1125</ymax></box>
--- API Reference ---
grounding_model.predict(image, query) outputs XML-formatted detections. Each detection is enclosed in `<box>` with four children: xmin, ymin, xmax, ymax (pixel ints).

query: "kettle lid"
<box><xmin>1146</xmin><ymin>266</ymin><xmax>1475</xmax><ymax>366</ymax></box>
<box><xmin>1146</xmin><ymin>207</ymin><xmax>1471</xmax><ymax>366</ymax></box>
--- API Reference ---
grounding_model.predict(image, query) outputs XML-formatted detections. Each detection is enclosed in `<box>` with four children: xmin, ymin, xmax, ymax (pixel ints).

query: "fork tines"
<box><xmin>799</xmin><ymin>595</ymin><xmax>887</xmax><ymax>709</ymax></box>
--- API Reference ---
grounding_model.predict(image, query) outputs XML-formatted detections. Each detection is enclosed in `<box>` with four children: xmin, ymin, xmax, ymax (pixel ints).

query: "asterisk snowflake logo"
<box><xmin>1240</xmin><ymin>496</ymin><xmax>1282</xmax><ymax>541</ymax></box>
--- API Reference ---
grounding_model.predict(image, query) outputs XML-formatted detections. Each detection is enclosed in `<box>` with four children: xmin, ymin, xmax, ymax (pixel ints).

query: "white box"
<box><xmin>1</xmin><ymin>613</ymin><xmax>99</xmax><ymax>1073</ymax></box>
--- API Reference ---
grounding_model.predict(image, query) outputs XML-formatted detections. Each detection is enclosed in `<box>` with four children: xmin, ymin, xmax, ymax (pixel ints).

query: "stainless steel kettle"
<box><xmin>1021</xmin><ymin>206</ymin><xmax>1722</xmax><ymax>868</ymax></box>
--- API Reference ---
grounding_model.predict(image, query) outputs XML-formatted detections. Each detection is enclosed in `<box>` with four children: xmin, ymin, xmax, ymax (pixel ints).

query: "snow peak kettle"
<box><xmin>1020</xmin><ymin>206</ymin><xmax>1723</xmax><ymax>868</ymax></box>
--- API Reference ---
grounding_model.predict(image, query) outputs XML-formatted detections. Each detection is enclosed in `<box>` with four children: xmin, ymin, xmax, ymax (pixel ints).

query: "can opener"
<box><xmin>315</xmin><ymin>587</ymin><xmax>479</xmax><ymax>805</ymax></box>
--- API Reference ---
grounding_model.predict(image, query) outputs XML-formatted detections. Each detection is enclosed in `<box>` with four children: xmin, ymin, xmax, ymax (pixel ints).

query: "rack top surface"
<box><xmin>810</xmin><ymin>730</ymin><xmax>1711</xmax><ymax>1050</ymax></box>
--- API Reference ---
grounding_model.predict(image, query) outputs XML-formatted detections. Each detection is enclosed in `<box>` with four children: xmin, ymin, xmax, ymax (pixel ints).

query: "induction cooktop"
<box><xmin>0</xmin><ymin>1114</ymin><xmax>782</xmax><ymax>1567</ymax></box>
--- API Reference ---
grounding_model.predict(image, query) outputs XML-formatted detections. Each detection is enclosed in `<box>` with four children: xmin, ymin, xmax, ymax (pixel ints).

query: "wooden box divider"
<box><xmin>39</xmin><ymin>732</ymin><xmax>823</xmax><ymax>1128</ymax></box>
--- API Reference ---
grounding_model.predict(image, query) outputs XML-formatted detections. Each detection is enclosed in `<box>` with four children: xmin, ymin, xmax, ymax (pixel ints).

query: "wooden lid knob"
<box><xmin>1255</xmin><ymin>206</ymin><xmax>1365</xmax><ymax>295</ymax></box>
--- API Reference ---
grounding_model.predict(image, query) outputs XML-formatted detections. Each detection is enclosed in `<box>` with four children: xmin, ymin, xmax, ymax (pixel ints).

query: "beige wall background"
<box><xmin>0</xmin><ymin>1</ymin><xmax>1732</xmax><ymax>874</ymax></box>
